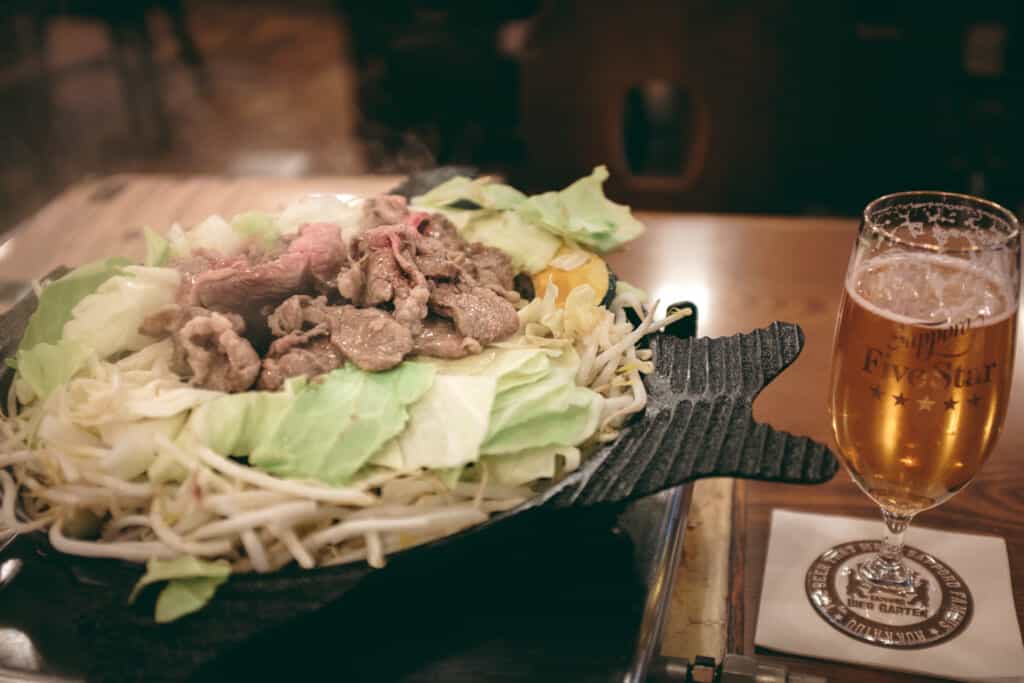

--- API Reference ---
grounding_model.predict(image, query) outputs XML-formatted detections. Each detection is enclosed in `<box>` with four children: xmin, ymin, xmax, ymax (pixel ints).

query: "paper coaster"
<box><xmin>756</xmin><ymin>509</ymin><xmax>1024</xmax><ymax>681</ymax></box>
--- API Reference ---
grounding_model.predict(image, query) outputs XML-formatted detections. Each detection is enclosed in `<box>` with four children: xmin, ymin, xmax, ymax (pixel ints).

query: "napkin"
<box><xmin>756</xmin><ymin>509</ymin><xmax>1024</xmax><ymax>682</ymax></box>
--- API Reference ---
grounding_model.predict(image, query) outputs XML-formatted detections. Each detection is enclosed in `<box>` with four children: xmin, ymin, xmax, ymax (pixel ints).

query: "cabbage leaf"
<box><xmin>230</xmin><ymin>211</ymin><xmax>280</xmax><ymax>249</ymax></box>
<box><xmin>518</xmin><ymin>165</ymin><xmax>644</xmax><ymax>252</ymax></box>
<box><xmin>459</xmin><ymin>211</ymin><xmax>561</xmax><ymax>274</ymax></box>
<box><xmin>62</xmin><ymin>266</ymin><xmax>180</xmax><ymax>360</ymax></box>
<box><xmin>372</xmin><ymin>375</ymin><xmax>497</xmax><ymax>471</ymax></box>
<box><xmin>412</xmin><ymin>166</ymin><xmax>642</xmax><ymax>272</ymax></box>
<box><xmin>143</xmin><ymin>227</ymin><xmax>170</xmax><ymax>267</ymax></box>
<box><xmin>184</xmin><ymin>364</ymin><xmax>436</xmax><ymax>485</ymax></box>
<box><xmin>276</xmin><ymin>194</ymin><xmax>363</xmax><ymax>243</ymax></box>
<box><xmin>483</xmin><ymin>445</ymin><xmax>582</xmax><ymax>486</ymax></box>
<box><xmin>430</xmin><ymin>345</ymin><xmax>603</xmax><ymax>457</ymax></box>
<box><xmin>18</xmin><ymin>257</ymin><xmax>132</xmax><ymax>352</ymax></box>
<box><xmin>155</xmin><ymin>577</ymin><xmax>228</xmax><ymax>624</ymax></box>
<box><xmin>14</xmin><ymin>340</ymin><xmax>91</xmax><ymax>401</ymax></box>
<box><xmin>129</xmin><ymin>556</ymin><xmax>231</xmax><ymax>623</ymax></box>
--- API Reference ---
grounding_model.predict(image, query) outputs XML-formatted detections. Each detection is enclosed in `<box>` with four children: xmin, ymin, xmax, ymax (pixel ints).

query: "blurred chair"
<box><xmin>516</xmin><ymin>0</ymin><xmax>844</xmax><ymax>212</ymax></box>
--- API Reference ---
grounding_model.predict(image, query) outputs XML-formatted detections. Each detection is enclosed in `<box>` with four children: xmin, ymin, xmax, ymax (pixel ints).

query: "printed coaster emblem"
<box><xmin>805</xmin><ymin>540</ymin><xmax>972</xmax><ymax>648</ymax></box>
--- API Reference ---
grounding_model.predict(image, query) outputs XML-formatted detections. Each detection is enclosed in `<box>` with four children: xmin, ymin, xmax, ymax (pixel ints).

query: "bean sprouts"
<box><xmin>0</xmin><ymin>280</ymin><xmax>690</xmax><ymax>578</ymax></box>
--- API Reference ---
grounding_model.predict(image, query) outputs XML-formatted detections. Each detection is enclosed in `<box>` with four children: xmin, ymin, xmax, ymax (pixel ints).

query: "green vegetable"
<box><xmin>412</xmin><ymin>166</ymin><xmax>643</xmax><ymax>273</ymax></box>
<box><xmin>97</xmin><ymin>415</ymin><xmax>187</xmax><ymax>480</ymax></box>
<box><xmin>14</xmin><ymin>264</ymin><xmax>178</xmax><ymax>400</ymax></box>
<box><xmin>185</xmin><ymin>364</ymin><xmax>435</xmax><ymax>485</ymax></box>
<box><xmin>430</xmin><ymin>346</ymin><xmax>603</xmax><ymax>456</ymax></box>
<box><xmin>276</xmin><ymin>195</ymin><xmax>363</xmax><ymax>242</ymax></box>
<box><xmin>481</xmin><ymin>364</ymin><xmax>602</xmax><ymax>455</ymax></box>
<box><xmin>14</xmin><ymin>340</ymin><xmax>90</xmax><ymax>401</ymax></box>
<box><xmin>156</xmin><ymin>578</ymin><xmax>228</xmax><ymax>624</ymax></box>
<box><xmin>168</xmin><ymin>211</ymin><xmax>285</xmax><ymax>259</ymax></box>
<box><xmin>372</xmin><ymin>375</ymin><xmax>497</xmax><ymax>471</ymax></box>
<box><xmin>62</xmin><ymin>266</ymin><xmax>180</xmax><ymax>361</ymax></box>
<box><xmin>143</xmin><ymin>227</ymin><xmax>170</xmax><ymax>267</ymax></box>
<box><xmin>231</xmin><ymin>211</ymin><xmax>280</xmax><ymax>249</ymax></box>
<box><xmin>461</xmin><ymin>211</ymin><xmax>562</xmax><ymax>274</ymax></box>
<box><xmin>130</xmin><ymin>557</ymin><xmax>231</xmax><ymax>623</ymax></box>
<box><xmin>482</xmin><ymin>445</ymin><xmax>582</xmax><ymax>486</ymax></box>
<box><xmin>18</xmin><ymin>257</ymin><xmax>131</xmax><ymax>352</ymax></box>
<box><xmin>519</xmin><ymin>166</ymin><xmax>644</xmax><ymax>252</ymax></box>
<box><xmin>413</xmin><ymin>176</ymin><xmax>527</xmax><ymax>211</ymax></box>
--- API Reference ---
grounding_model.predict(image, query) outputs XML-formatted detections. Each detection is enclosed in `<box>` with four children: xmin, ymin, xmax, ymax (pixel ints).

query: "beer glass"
<box><xmin>828</xmin><ymin>192</ymin><xmax>1020</xmax><ymax>592</ymax></box>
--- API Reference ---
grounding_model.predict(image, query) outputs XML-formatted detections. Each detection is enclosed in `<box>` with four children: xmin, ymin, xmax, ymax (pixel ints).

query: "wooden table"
<box><xmin>5</xmin><ymin>175</ymin><xmax>1023</xmax><ymax>683</ymax></box>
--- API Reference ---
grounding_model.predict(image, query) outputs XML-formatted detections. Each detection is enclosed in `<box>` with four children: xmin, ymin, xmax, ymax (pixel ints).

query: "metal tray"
<box><xmin>0</xmin><ymin>487</ymin><xmax>693</xmax><ymax>683</ymax></box>
<box><xmin>0</xmin><ymin>300</ymin><xmax>699</xmax><ymax>683</ymax></box>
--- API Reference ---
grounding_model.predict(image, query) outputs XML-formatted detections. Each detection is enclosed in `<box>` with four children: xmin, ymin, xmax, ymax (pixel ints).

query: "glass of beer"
<box><xmin>828</xmin><ymin>192</ymin><xmax>1020</xmax><ymax>591</ymax></box>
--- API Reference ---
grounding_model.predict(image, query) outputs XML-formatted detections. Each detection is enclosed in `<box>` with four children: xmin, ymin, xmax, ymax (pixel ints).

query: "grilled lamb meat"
<box><xmin>259</xmin><ymin>295</ymin><xmax>414</xmax><ymax>386</ymax></box>
<box><xmin>160</xmin><ymin>200</ymin><xmax>527</xmax><ymax>388</ymax></box>
<box><xmin>283</xmin><ymin>222</ymin><xmax>347</xmax><ymax>292</ymax></box>
<box><xmin>359</xmin><ymin>194</ymin><xmax>409</xmax><ymax>232</ymax></box>
<box><xmin>178</xmin><ymin>313</ymin><xmax>261</xmax><ymax>392</ymax></box>
<box><xmin>413</xmin><ymin>316</ymin><xmax>482</xmax><ymax>359</ymax></box>
<box><xmin>338</xmin><ymin>224</ymin><xmax>431</xmax><ymax>335</ymax></box>
<box><xmin>141</xmin><ymin>304</ymin><xmax>260</xmax><ymax>392</ymax></box>
<box><xmin>259</xmin><ymin>337</ymin><xmax>342</xmax><ymax>391</ymax></box>
<box><xmin>184</xmin><ymin>251</ymin><xmax>312</xmax><ymax>336</ymax></box>
<box><xmin>180</xmin><ymin>222</ymin><xmax>347</xmax><ymax>333</ymax></box>
<box><xmin>464</xmin><ymin>242</ymin><xmax>516</xmax><ymax>293</ymax></box>
<box><xmin>429</xmin><ymin>282</ymin><xmax>520</xmax><ymax>344</ymax></box>
<box><xmin>327</xmin><ymin>305</ymin><xmax>414</xmax><ymax>371</ymax></box>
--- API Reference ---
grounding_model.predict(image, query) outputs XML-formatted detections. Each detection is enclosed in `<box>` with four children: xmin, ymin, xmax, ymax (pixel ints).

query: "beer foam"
<box><xmin>869</xmin><ymin>198</ymin><xmax>1019</xmax><ymax>252</ymax></box>
<box><xmin>847</xmin><ymin>253</ymin><xmax>1018</xmax><ymax>328</ymax></box>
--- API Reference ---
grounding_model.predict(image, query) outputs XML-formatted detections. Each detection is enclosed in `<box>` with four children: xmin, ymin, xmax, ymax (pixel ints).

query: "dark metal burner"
<box><xmin>0</xmin><ymin>171</ymin><xmax>837</xmax><ymax>683</ymax></box>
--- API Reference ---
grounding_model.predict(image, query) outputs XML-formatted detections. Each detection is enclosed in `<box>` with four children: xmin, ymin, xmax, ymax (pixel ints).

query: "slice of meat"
<box><xmin>285</xmin><ymin>222</ymin><xmax>347</xmax><ymax>292</ymax></box>
<box><xmin>267</xmin><ymin>294</ymin><xmax>331</xmax><ymax>336</ymax></box>
<box><xmin>413</xmin><ymin>317</ymin><xmax>482</xmax><ymax>359</ymax></box>
<box><xmin>363</xmin><ymin>247</ymin><xmax>401</xmax><ymax>305</ymax></box>
<box><xmin>359</xmin><ymin>195</ymin><xmax>409</xmax><ymax>232</ymax></box>
<box><xmin>414</xmin><ymin>231</ymin><xmax>466</xmax><ymax>280</ymax></box>
<box><xmin>261</xmin><ymin>295</ymin><xmax>412</xmax><ymax>379</ymax></box>
<box><xmin>178</xmin><ymin>313</ymin><xmax>261</xmax><ymax>392</ymax></box>
<box><xmin>185</xmin><ymin>251</ymin><xmax>314</xmax><ymax>336</ymax></box>
<box><xmin>465</xmin><ymin>242</ymin><xmax>516</xmax><ymax>292</ymax></box>
<box><xmin>429</xmin><ymin>283</ymin><xmax>520</xmax><ymax>345</ymax></box>
<box><xmin>140</xmin><ymin>304</ymin><xmax>248</xmax><ymax>377</ymax></box>
<box><xmin>258</xmin><ymin>337</ymin><xmax>343</xmax><ymax>391</ymax></box>
<box><xmin>393</xmin><ymin>284</ymin><xmax>430</xmax><ymax>332</ymax></box>
<box><xmin>338</xmin><ymin>227</ymin><xmax>431</xmax><ymax>335</ymax></box>
<box><xmin>326</xmin><ymin>305</ymin><xmax>414</xmax><ymax>371</ymax></box>
<box><xmin>420</xmin><ymin>213</ymin><xmax>463</xmax><ymax>250</ymax></box>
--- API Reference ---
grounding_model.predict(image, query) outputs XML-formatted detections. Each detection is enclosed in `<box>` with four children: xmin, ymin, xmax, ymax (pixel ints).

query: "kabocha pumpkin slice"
<box><xmin>532</xmin><ymin>245</ymin><xmax>616</xmax><ymax>307</ymax></box>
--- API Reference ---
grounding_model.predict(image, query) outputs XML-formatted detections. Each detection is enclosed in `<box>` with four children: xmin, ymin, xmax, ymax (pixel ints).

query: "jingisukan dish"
<box><xmin>0</xmin><ymin>168</ymin><xmax>688</xmax><ymax>622</ymax></box>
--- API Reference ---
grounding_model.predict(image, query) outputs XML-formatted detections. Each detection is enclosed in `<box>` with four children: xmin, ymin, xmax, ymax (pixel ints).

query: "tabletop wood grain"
<box><xmin>6</xmin><ymin>175</ymin><xmax>1022</xmax><ymax>683</ymax></box>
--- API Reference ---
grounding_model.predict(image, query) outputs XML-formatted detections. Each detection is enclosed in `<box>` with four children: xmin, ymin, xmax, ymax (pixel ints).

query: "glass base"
<box><xmin>855</xmin><ymin>555</ymin><xmax>917</xmax><ymax>594</ymax></box>
<box><xmin>805</xmin><ymin>540</ymin><xmax>973</xmax><ymax>648</ymax></box>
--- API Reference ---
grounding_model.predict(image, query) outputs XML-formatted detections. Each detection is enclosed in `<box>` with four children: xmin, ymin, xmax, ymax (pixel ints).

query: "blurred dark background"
<box><xmin>1</xmin><ymin>0</ymin><xmax>1021</xmax><ymax>232</ymax></box>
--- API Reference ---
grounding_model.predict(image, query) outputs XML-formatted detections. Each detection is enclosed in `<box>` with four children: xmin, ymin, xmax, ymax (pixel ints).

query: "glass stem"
<box><xmin>878</xmin><ymin>508</ymin><xmax>912</xmax><ymax>567</ymax></box>
<box><xmin>857</xmin><ymin>508</ymin><xmax>916</xmax><ymax>589</ymax></box>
